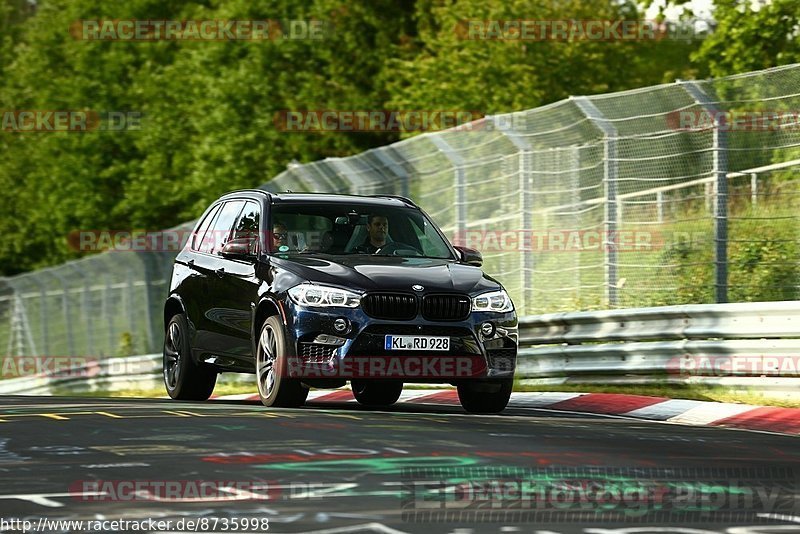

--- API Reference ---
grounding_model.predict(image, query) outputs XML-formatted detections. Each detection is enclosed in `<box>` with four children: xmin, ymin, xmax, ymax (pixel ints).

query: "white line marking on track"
<box><xmin>667</xmin><ymin>403</ymin><xmax>757</xmax><ymax>425</ymax></box>
<box><xmin>756</xmin><ymin>513</ymin><xmax>800</xmax><ymax>523</ymax></box>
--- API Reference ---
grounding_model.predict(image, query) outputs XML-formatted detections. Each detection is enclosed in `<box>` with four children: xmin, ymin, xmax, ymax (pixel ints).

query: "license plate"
<box><xmin>384</xmin><ymin>335</ymin><xmax>450</xmax><ymax>351</ymax></box>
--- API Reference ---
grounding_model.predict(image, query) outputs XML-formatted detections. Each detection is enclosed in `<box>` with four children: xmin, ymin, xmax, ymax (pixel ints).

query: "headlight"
<box><xmin>288</xmin><ymin>283</ymin><xmax>361</xmax><ymax>308</ymax></box>
<box><xmin>472</xmin><ymin>289</ymin><xmax>514</xmax><ymax>313</ymax></box>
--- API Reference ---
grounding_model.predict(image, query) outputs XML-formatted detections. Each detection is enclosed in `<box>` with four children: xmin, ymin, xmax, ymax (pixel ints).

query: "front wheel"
<box><xmin>457</xmin><ymin>378</ymin><xmax>513</xmax><ymax>414</ymax></box>
<box><xmin>256</xmin><ymin>315</ymin><xmax>309</xmax><ymax>407</ymax></box>
<box><xmin>163</xmin><ymin>313</ymin><xmax>217</xmax><ymax>400</ymax></box>
<box><xmin>351</xmin><ymin>380</ymin><xmax>403</xmax><ymax>406</ymax></box>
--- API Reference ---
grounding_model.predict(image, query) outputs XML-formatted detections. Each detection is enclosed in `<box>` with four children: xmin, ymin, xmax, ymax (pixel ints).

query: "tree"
<box><xmin>693</xmin><ymin>0</ymin><xmax>800</xmax><ymax>76</ymax></box>
<box><xmin>382</xmin><ymin>0</ymin><xmax>704</xmax><ymax>124</ymax></box>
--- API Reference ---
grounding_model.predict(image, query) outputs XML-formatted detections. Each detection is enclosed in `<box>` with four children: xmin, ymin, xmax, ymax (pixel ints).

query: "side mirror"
<box><xmin>220</xmin><ymin>237</ymin><xmax>257</xmax><ymax>259</ymax></box>
<box><xmin>454</xmin><ymin>246</ymin><xmax>482</xmax><ymax>267</ymax></box>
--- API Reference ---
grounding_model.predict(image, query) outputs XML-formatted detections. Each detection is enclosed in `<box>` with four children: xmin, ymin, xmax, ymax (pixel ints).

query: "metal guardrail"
<box><xmin>519</xmin><ymin>300</ymin><xmax>800</xmax><ymax>343</ymax></box>
<box><xmin>0</xmin><ymin>354</ymin><xmax>162</xmax><ymax>395</ymax></box>
<box><xmin>0</xmin><ymin>354</ymin><xmax>253</xmax><ymax>395</ymax></box>
<box><xmin>517</xmin><ymin>300</ymin><xmax>800</xmax><ymax>383</ymax></box>
<box><xmin>1</xmin><ymin>300</ymin><xmax>798</xmax><ymax>397</ymax></box>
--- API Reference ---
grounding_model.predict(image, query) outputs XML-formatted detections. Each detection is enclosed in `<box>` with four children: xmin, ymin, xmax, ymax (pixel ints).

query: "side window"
<box><xmin>231</xmin><ymin>201</ymin><xmax>261</xmax><ymax>252</ymax></box>
<box><xmin>410</xmin><ymin>216</ymin><xmax>452</xmax><ymax>258</ymax></box>
<box><xmin>191</xmin><ymin>203</ymin><xmax>221</xmax><ymax>251</ymax></box>
<box><xmin>199</xmin><ymin>201</ymin><xmax>245</xmax><ymax>255</ymax></box>
<box><xmin>409</xmin><ymin>216</ymin><xmax>432</xmax><ymax>250</ymax></box>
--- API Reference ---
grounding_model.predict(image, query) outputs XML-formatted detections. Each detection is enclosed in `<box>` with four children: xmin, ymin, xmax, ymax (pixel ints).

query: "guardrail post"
<box><xmin>491</xmin><ymin>115</ymin><xmax>532</xmax><ymax>314</ymax></box>
<box><xmin>751</xmin><ymin>172</ymin><xmax>758</xmax><ymax>207</ymax></box>
<box><xmin>573</xmin><ymin>97</ymin><xmax>619</xmax><ymax>307</ymax></box>
<box><xmin>429</xmin><ymin>136</ymin><xmax>467</xmax><ymax>239</ymax></box>
<box><xmin>678</xmin><ymin>80</ymin><xmax>729</xmax><ymax>303</ymax></box>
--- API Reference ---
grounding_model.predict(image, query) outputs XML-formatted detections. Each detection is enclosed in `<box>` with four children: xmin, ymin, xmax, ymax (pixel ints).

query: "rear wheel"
<box><xmin>351</xmin><ymin>380</ymin><xmax>403</xmax><ymax>406</ymax></box>
<box><xmin>457</xmin><ymin>378</ymin><xmax>513</xmax><ymax>414</ymax></box>
<box><xmin>163</xmin><ymin>313</ymin><xmax>217</xmax><ymax>400</ymax></box>
<box><xmin>256</xmin><ymin>315</ymin><xmax>309</xmax><ymax>407</ymax></box>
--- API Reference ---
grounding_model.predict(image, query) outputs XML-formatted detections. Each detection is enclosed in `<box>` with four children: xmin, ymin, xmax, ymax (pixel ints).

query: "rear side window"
<box><xmin>231</xmin><ymin>201</ymin><xmax>261</xmax><ymax>253</ymax></box>
<box><xmin>191</xmin><ymin>203</ymin><xmax>221</xmax><ymax>251</ymax></box>
<box><xmin>232</xmin><ymin>202</ymin><xmax>260</xmax><ymax>240</ymax></box>
<box><xmin>199</xmin><ymin>201</ymin><xmax>245</xmax><ymax>254</ymax></box>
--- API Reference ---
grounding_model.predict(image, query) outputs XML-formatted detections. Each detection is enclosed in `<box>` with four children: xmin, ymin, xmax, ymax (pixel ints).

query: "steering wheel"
<box><xmin>374</xmin><ymin>242</ymin><xmax>422</xmax><ymax>256</ymax></box>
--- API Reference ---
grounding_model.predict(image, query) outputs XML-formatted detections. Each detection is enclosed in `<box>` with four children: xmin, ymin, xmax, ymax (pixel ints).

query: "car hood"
<box><xmin>270</xmin><ymin>254</ymin><xmax>500</xmax><ymax>294</ymax></box>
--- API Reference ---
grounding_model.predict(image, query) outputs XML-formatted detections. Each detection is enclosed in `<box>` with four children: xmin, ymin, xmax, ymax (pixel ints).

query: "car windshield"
<box><xmin>269</xmin><ymin>203</ymin><xmax>455</xmax><ymax>259</ymax></box>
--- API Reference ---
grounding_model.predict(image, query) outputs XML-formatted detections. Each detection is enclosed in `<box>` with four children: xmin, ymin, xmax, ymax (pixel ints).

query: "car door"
<box><xmin>178</xmin><ymin>202</ymin><xmax>221</xmax><ymax>357</ymax></box>
<box><xmin>212</xmin><ymin>200</ymin><xmax>263</xmax><ymax>365</ymax></box>
<box><xmin>192</xmin><ymin>200</ymin><xmax>245</xmax><ymax>359</ymax></box>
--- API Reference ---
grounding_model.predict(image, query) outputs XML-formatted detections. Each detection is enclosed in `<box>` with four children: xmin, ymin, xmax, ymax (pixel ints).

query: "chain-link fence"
<box><xmin>2</xmin><ymin>63</ymin><xmax>800</xmax><ymax>359</ymax></box>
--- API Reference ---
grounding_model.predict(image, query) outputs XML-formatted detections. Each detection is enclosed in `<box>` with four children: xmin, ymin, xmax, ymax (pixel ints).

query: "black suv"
<box><xmin>163</xmin><ymin>190</ymin><xmax>518</xmax><ymax>413</ymax></box>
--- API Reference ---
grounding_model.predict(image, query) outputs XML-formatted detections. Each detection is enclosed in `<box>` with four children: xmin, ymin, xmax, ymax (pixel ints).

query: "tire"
<box><xmin>351</xmin><ymin>380</ymin><xmax>403</xmax><ymax>406</ymax></box>
<box><xmin>457</xmin><ymin>378</ymin><xmax>513</xmax><ymax>414</ymax></box>
<box><xmin>163</xmin><ymin>313</ymin><xmax>217</xmax><ymax>400</ymax></box>
<box><xmin>256</xmin><ymin>315</ymin><xmax>309</xmax><ymax>407</ymax></box>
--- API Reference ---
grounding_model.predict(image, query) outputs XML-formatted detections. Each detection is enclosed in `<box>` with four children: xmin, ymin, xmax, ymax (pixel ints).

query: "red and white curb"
<box><xmin>212</xmin><ymin>390</ymin><xmax>800</xmax><ymax>436</ymax></box>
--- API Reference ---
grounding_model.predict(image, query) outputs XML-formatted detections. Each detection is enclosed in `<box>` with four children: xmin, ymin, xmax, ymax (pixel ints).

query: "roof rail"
<box><xmin>223</xmin><ymin>188</ymin><xmax>270</xmax><ymax>196</ymax></box>
<box><xmin>369</xmin><ymin>194</ymin><xmax>417</xmax><ymax>208</ymax></box>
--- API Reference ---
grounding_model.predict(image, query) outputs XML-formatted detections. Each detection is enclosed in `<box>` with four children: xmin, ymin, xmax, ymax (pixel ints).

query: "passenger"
<box><xmin>271</xmin><ymin>222</ymin><xmax>289</xmax><ymax>251</ymax></box>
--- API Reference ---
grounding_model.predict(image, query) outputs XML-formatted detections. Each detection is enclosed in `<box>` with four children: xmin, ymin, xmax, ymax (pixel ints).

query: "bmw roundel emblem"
<box><xmin>412</xmin><ymin>284</ymin><xmax>424</xmax><ymax>291</ymax></box>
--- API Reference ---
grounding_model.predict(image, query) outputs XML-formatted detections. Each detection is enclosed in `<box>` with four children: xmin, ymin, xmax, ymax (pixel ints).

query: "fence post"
<box><xmin>372</xmin><ymin>147</ymin><xmax>411</xmax><ymax>198</ymax></box>
<box><xmin>102</xmin><ymin>267</ymin><xmax>113</xmax><ymax>356</ymax></box>
<box><xmin>47</xmin><ymin>269</ymin><xmax>75</xmax><ymax>356</ymax></box>
<box><xmin>3</xmin><ymin>281</ymin><xmax>38</xmax><ymax>357</ymax></box>
<box><xmin>9</xmin><ymin>295</ymin><xmax>25</xmax><ymax>356</ymax></box>
<box><xmin>138</xmin><ymin>251</ymin><xmax>166</xmax><ymax>354</ymax></box>
<box><xmin>68</xmin><ymin>262</ymin><xmax>93</xmax><ymax>356</ymax></box>
<box><xmin>678</xmin><ymin>80</ymin><xmax>729</xmax><ymax>303</ymax></box>
<box><xmin>284</xmin><ymin>162</ymin><xmax>327</xmax><ymax>193</ymax></box>
<box><xmin>656</xmin><ymin>191</ymin><xmax>664</xmax><ymax>223</ymax></box>
<box><xmin>491</xmin><ymin>115</ymin><xmax>533</xmax><ymax>314</ymax></box>
<box><xmin>568</xmin><ymin>146</ymin><xmax>582</xmax><ymax>303</ymax></box>
<box><xmin>429</xmin><ymin>136</ymin><xmax>467</xmax><ymax>240</ymax></box>
<box><xmin>330</xmin><ymin>158</ymin><xmax>369</xmax><ymax>195</ymax></box>
<box><xmin>9</xmin><ymin>276</ymin><xmax>47</xmax><ymax>356</ymax></box>
<box><xmin>751</xmin><ymin>172</ymin><xmax>758</xmax><ymax>207</ymax></box>
<box><xmin>573</xmin><ymin>97</ymin><xmax>619</xmax><ymax>307</ymax></box>
<box><xmin>126</xmin><ymin>264</ymin><xmax>136</xmax><ymax>351</ymax></box>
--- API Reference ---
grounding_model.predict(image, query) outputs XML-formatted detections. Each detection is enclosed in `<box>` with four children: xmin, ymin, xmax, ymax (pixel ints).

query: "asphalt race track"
<box><xmin>0</xmin><ymin>395</ymin><xmax>798</xmax><ymax>534</ymax></box>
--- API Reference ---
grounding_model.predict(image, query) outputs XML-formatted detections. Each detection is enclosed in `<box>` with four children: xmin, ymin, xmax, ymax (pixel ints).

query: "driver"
<box><xmin>355</xmin><ymin>214</ymin><xmax>388</xmax><ymax>254</ymax></box>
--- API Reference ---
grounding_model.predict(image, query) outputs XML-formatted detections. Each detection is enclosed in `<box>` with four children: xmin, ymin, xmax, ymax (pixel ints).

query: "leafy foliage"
<box><xmin>0</xmin><ymin>0</ymin><xmax>792</xmax><ymax>281</ymax></box>
<box><xmin>693</xmin><ymin>0</ymin><xmax>800</xmax><ymax>76</ymax></box>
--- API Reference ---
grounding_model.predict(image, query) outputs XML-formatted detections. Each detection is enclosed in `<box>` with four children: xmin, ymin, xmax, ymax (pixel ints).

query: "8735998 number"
<box><xmin>188</xmin><ymin>518</ymin><xmax>269</xmax><ymax>531</ymax></box>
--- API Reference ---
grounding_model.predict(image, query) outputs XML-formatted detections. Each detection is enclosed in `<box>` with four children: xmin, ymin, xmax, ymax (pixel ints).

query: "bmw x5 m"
<box><xmin>163</xmin><ymin>190</ymin><xmax>518</xmax><ymax>413</ymax></box>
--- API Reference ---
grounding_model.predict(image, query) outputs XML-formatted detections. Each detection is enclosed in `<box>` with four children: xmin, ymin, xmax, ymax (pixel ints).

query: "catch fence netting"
<box><xmin>2</xmin><ymin>63</ymin><xmax>799</xmax><ymax>358</ymax></box>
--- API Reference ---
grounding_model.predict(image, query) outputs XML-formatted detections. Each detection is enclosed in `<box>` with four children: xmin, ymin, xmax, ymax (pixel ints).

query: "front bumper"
<box><xmin>282</xmin><ymin>299</ymin><xmax>518</xmax><ymax>382</ymax></box>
